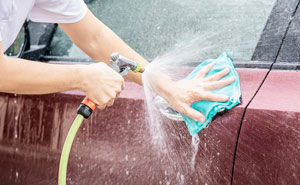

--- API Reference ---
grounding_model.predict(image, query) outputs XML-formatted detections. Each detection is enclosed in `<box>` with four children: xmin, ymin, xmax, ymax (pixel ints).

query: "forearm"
<box><xmin>60</xmin><ymin>10</ymin><xmax>148</xmax><ymax>85</ymax></box>
<box><xmin>0</xmin><ymin>56</ymin><xmax>83</xmax><ymax>94</ymax></box>
<box><xmin>88</xmin><ymin>21</ymin><xmax>147</xmax><ymax>84</ymax></box>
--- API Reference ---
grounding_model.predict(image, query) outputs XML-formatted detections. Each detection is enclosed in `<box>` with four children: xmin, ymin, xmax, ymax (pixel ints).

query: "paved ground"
<box><xmin>50</xmin><ymin>0</ymin><xmax>276</xmax><ymax>62</ymax></box>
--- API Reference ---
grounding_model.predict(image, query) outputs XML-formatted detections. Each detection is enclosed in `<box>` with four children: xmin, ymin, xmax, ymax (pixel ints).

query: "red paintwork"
<box><xmin>233</xmin><ymin>70</ymin><xmax>300</xmax><ymax>185</ymax></box>
<box><xmin>247</xmin><ymin>70</ymin><xmax>300</xmax><ymax>112</ymax></box>
<box><xmin>0</xmin><ymin>68</ymin><xmax>271</xmax><ymax>184</ymax></box>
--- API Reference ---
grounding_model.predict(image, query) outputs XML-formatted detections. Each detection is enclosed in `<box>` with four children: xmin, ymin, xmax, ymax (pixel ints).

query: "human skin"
<box><xmin>0</xmin><ymin>9</ymin><xmax>234</xmax><ymax>122</ymax></box>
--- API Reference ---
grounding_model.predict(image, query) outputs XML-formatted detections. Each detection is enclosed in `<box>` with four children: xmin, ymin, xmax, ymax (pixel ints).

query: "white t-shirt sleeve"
<box><xmin>0</xmin><ymin>28</ymin><xmax>2</xmax><ymax>42</ymax></box>
<box><xmin>0</xmin><ymin>21</ymin><xmax>5</xmax><ymax>44</ymax></box>
<box><xmin>29</xmin><ymin>0</ymin><xmax>88</xmax><ymax>23</ymax></box>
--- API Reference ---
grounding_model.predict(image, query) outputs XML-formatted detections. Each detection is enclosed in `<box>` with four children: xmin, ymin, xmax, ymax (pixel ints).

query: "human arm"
<box><xmin>0</xmin><ymin>43</ymin><xmax>124</xmax><ymax>109</ymax></box>
<box><xmin>59</xmin><ymin>10</ymin><xmax>146</xmax><ymax>85</ymax></box>
<box><xmin>59</xmin><ymin>9</ymin><xmax>234</xmax><ymax>121</ymax></box>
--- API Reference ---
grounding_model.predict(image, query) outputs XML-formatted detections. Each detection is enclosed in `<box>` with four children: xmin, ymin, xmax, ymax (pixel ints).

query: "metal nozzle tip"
<box><xmin>111</xmin><ymin>52</ymin><xmax>119</xmax><ymax>61</ymax></box>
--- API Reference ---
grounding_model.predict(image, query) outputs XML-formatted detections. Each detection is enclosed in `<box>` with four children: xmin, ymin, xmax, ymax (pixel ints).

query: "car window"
<box><xmin>4</xmin><ymin>28</ymin><xmax>25</xmax><ymax>57</ymax></box>
<box><xmin>49</xmin><ymin>0</ymin><xmax>277</xmax><ymax>62</ymax></box>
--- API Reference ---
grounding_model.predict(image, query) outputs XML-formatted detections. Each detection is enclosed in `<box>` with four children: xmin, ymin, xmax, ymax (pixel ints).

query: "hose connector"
<box><xmin>77</xmin><ymin>97</ymin><xmax>96</xmax><ymax>119</ymax></box>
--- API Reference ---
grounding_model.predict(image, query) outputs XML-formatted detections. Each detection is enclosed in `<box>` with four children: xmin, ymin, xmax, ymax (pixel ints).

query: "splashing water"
<box><xmin>142</xmin><ymin>34</ymin><xmax>224</xmax><ymax>178</ymax></box>
<box><xmin>143</xmin><ymin>33</ymin><xmax>229</xmax><ymax>142</ymax></box>
<box><xmin>191</xmin><ymin>134</ymin><xmax>200</xmax><ymax>171</ymax></box>
<box><xmin>142</xmin><ymin>77</ymin><xmax>168</xmax><ymax>153</ymax></box>
<box><xmin>141</xmin><ymin>31</ymin><xmax>259</xmax><ymax>182</ymax></box>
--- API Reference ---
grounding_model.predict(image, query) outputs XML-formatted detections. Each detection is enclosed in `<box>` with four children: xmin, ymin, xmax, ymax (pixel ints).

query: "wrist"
<box><xmin>157</xmin><ymin>80</ymin><xmax>173</xmax><ymax>97</ymax></box>
<box><xmin>72</xmin><ymin>64</ymin><xmax>89</xmax><ymax>92</ymax></box>
<box><xmin>145</xmin><ymin>70</ymin><xmax>174</xmax><ymax>99</ymax></box>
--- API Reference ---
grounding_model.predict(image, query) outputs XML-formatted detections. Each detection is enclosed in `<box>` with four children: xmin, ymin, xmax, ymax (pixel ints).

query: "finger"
<box><xmin>205</xmin><ymin>76</ymin><xmax>235</xmax><ymax>91</ymax></box>
<box><xmin>196</xmin><ymin>62</ymin><xmax>216</xmax><ymax>78</ymax></box>
<box><xmin>204</xmin><ymin>68</ymin><xmax>229</xmax><ymax>81</ymax></box>
<box><xmin>116</xmin><ymin>92</ymin><xmax>121</xmax><ymax>98</ymax></box>
<box><xmin>107</xmin><ymin>98</ymin><xmax>115</xmax><ymax>107</ymax></box>
<box><xmin>121</xmin><ymin>81</ymin><xmax>125</xmax><ymax>90</ymax></box>
<box><xmin>200</xmin><ymin>92</ymin><xmax>229</xmax><ymax>102</ymax></box>
<box><xmin>120</xmin><ymin>78</ymin><xmax>125</xmax><ymax>90</ymax></box>
<box><xmin>178</xmin><ymin>105</ymin><xmax>205</xmax><ymax>122</ymax></box>
<box><xmin>97</xmin><ymin>104</ymin><xmax>106</xmax><ymax>110</ymax></box>
<box><xmin>97</xmin><ymin>96</ymin><xmax>110</xmax><ymax>110</ymax></box>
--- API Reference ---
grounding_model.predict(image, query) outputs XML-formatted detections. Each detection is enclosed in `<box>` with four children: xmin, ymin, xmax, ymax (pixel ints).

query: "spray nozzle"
<box><xmin>110</xmin><ymin>53</ymin><xmax>144</xmax><ymax>76</ymax></box>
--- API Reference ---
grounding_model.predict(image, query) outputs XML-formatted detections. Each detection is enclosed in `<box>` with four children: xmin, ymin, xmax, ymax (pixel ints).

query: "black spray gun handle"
<box><xmin>77</xmin><ymin>53</ymin><xmax>144</xmax><ymax>119</ymax></box>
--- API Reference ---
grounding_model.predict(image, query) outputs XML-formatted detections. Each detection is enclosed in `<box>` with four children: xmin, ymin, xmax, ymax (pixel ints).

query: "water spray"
<box><xmin>58</xmin><ymin>53</ymin><xmax>144</xmax><ymax>185</ymax></box>
<box><xmin>154</xmin><ymin>96</ymin><xmax>184</xmax><ymax>121</ymax></box>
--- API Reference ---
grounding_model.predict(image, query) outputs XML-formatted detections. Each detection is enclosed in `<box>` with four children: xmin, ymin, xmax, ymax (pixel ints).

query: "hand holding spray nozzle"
<box><xmin>77</xmin><ymin>53</ymin><xmax>144</xmax><ymax>119</ymax></box>
<box><xmin>58</xmin><ymin>53</ymin><xmax>144</xmax><ymax>185</ymax></box>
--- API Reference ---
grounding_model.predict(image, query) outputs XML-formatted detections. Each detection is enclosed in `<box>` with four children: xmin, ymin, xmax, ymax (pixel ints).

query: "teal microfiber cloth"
<box><xmin>181</xmin><ymin>52</ymin><xmax>241</xmax><ymax>135</ymax></box>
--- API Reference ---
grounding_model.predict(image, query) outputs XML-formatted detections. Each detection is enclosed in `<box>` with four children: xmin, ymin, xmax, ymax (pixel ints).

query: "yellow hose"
<box><xmin>58</xmin><ymin>114</ymin><xmax>84</xmax><ymax>185</ymax></box>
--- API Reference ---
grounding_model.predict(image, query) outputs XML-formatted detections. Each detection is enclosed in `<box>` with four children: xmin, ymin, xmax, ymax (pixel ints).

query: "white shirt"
<box><xmin>0</xmin><ymin>0</ymin><xmax>87</xmax><ymax>52</ymax></box>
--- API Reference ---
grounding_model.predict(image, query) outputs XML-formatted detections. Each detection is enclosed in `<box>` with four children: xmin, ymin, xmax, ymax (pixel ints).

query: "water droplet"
<box><xmin>217</xmin><ymin>152</ymin><xmax>220</xmax><ymax>156</ymax></box>
<box><xmin>125</xmin><ymin>170</ymin><xmax>129</xmax><ymax>176</ymax></box>
<box><xmin>125</xmin><ymin>155</ymin><xmax>128</xmax><ymax>161</ymax></box>
<box><xmin>16</xmin><ymin>171</ymin><xmax>19</xmax><ymax>178</ymax></box>
<box><xmin>192</xmin><ymin>134</ymin><xmax>199</xmax><ymax>145</ymax></box>
<box><xmin>180</xmin><ymin>174</ymin><xmax>185</xmax><ymax>184</ymax></box>
<box><xmin>191</xmin><ymin>134</ymin><xmax>200</xmax><ymax>171</ymax></box>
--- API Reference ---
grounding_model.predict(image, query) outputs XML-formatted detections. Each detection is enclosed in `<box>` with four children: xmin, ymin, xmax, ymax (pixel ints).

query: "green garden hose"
<box><xmin>58</xmin><ymin>114</ymin><xmax>84</xmax><ymax>185</ymax></box>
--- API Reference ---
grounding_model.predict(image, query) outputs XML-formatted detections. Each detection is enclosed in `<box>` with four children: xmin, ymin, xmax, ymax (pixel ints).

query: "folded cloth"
<box><xmin>181</xmin><ymin>53</ymin><xmax>241</xmax><ymax>135</ymax></box>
